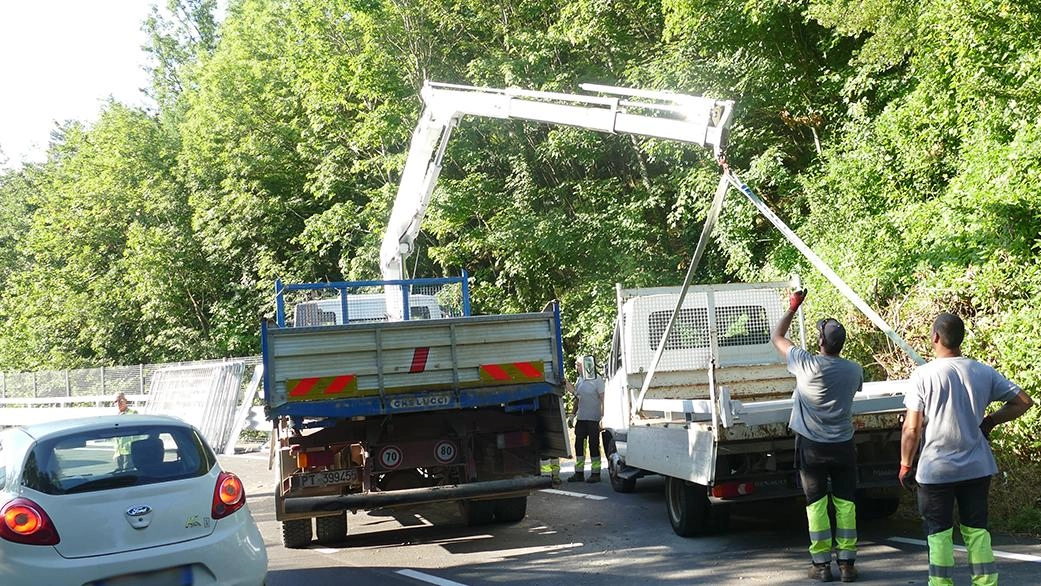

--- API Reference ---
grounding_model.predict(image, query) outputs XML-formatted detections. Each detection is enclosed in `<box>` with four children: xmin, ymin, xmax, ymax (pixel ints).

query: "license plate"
<box><xmin>296</xmin><ymin>468</ymin><xmax>356</xmax><ymax>489</ymax></box>
<box><xmin>95</xmin><ymin>566</ymin><xmax>192</xmax><ymax>586</ymax></box>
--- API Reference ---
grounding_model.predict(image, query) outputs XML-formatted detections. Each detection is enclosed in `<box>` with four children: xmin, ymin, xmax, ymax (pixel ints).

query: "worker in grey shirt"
<box><xmin>772</xmin><ymin>288</ymin><xmax>864</xmax><ymax>583</ymax></box>
<box><xmin>567</xmin><ymin>356</ymin><xmax>605</xmax><ymax>483</ymax></box>
<box><xmin>900</xmin><ymin>312</ymin><xmax>1033</xmax><ymax>586</ymax></box>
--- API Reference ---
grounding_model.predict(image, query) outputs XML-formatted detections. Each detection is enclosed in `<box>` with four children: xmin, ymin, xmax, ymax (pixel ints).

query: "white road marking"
<box><xmin>396</xmin><ymin>569</ymin><xmax>470</xmax><ymax>586</ymax></box>
<box><xmin>540</xmin><ymin>488</ymin><xmax>607</xmax><ymax>500</ymax></box>
<box><xmin>313</xmin><ymin>547</ymin><xmax>340</xmax><ymax>554</ymax></box>
<box><xmin>888</xmin><ymin>537</ymin><xmax>1041</xmax><ymax>563</ymax></box>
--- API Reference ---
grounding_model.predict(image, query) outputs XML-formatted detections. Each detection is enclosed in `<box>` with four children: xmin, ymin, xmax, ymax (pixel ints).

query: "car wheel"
<box><xmin>281</xmin><ymin>518</ymin><xmax>313</xmax><ymax>549</ymax></box>
<box><xmin>664</xmin><ymin>476</ymin><xmax>730</xmax><ymax>537</ymax></box>
<box><xmin>315</xmin><ymin>513</ymin><xmax>348</xmax><ymax>545</ymax></box>
<box><xmin>459</xmin><ymin>499</ymin><xmax>496</xmax><ymax>526</ymax></box>
<box><xmin>493</xmin><ymin>497</ymin><xmax>527</xmax><ymax>523</ymax></box>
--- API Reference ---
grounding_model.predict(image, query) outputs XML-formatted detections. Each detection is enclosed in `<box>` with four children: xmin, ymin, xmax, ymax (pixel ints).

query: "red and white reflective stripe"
<box><xmin>409</xmin><ymin>347</ymin><xmax>430</xmax><ymax>373</ymax></box>
<box><xmin>287</xmin><ymin>374</ymin><xmax>358</xmax><ymax>400</ymax></box>
<box><xmin>478</xmin><ymin>361</ymin><xmax>545</xmax><ymax>383</ymax></box>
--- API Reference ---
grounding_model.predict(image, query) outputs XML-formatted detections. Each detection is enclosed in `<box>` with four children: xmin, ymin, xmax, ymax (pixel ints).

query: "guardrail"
<box><xmin>0</xmin><ymin>395</ymin><xmax>270</xmax><ymax>434</ymax></box>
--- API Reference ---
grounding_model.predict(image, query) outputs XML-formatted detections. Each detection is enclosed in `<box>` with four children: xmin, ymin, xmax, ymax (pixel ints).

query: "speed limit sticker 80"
<box><xmin>434</xmin><ymin>440</ymin><xmax>458</xmax><ymax>464</ymax></box>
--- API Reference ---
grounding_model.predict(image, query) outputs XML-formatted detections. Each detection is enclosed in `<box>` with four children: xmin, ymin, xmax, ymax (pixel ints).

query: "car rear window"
<box><xmin>23</xmin><ymin>425</ymin><xmax>216</xmax><ymax>495</ymax></box>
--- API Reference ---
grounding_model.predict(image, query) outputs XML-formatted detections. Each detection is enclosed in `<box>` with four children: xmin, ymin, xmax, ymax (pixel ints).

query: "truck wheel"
<box><xmin>459</xmin><ymin>499</ymin><xmax>496</xmax><ymax>526</ymax></box>
<box><xmin>665</xmin><ymin>477</ymin><xmax>730</xmax><ymax>537</ymax></box>
<box><xmin>493</xmin><ymin>497</ymin><xmax>527</xmax><ymax>523</ymax></box>
<box><xmin>315</xmin><ymin>513</ymin><xmax>348</xmax><ymax>545</ymax></box>
<box><xmin>281</xmin><ymin>518</ymin><xmax>313</xmax><ymax>549</ymax></box>
<box><xmin>608</xmin><ymin>457</ymin><xmax>636</xmax><ymax>493</ymax></box>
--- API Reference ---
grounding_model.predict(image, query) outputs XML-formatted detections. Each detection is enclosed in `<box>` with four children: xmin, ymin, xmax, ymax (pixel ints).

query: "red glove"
<box><xmin>980</xmin><ymin>415</ymin><xmax>997</xmax><ymax>439</ymax></box>
<box><xmin>789</xmin><ymin>288</ymin><xmax>807</xmax><ymax>312</ymax></box>
<box><xmin>899</xmin><ymin>464</ymin><xmax>915</xmax><ymax>490</ymax></box>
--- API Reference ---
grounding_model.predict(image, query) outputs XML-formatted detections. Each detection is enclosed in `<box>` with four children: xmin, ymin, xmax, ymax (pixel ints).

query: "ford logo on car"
<box><xmin>126</xmin><ymin>505</ymin><xmax>152</xmax><ymax>517</ymax></box>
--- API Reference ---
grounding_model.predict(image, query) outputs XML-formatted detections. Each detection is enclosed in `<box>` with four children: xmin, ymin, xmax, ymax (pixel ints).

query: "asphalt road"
<box><xmin>219</xmin><ymin>452</ymin><xmax>1041</xmax><ymax>585</ymax></box>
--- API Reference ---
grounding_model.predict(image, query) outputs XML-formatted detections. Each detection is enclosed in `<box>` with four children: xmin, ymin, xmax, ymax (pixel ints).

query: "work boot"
<box><xmin>808</xmin><ymin>563</ymin><xmax>833</xmax><ymax>582</ymax></box>
<box><xmin>586</xmin><ymin>473</ymin><xmax>601</xmax><ymax>483</ymax></box>
<box><xmin>837</xmin><ymin>561</ymin><xmax>857</xmax><ymax>583</ymax></box>
<box><xmin>567</xmin><ymin>472</ymin><xmax>585</xmax><ymax>482</ymax></box>
<box><xmin>551</xmin><ymin>476</ymin><xmax>561</xmax><ymax>488</ymax></box>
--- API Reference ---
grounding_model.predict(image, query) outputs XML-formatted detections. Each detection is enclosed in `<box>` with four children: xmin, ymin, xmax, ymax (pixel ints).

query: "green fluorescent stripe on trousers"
<box><xmin>961</xmin><ymin>525</ymin><xmax>997</xmax><ymax>586</ymax></box>
<box><xmin>928</xmin><ymin>528</ymin><xmax>955</xmax><ymax>585</ymax></box>
<box><xmin>806</xmin><ymin>497</ymin><xmax>832</xmax><ymax>563</ymax></box>
<box><xmin>833</xmin><ymin>496</ymin><xmax>857</xmax><ymax>559</ymax></box>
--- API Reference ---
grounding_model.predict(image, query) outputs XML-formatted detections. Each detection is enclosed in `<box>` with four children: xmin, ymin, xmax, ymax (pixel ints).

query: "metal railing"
<box><xmin>0</xmin><ymin>356</ymin><xmax>262</xmax><ymax>399</ymax></box>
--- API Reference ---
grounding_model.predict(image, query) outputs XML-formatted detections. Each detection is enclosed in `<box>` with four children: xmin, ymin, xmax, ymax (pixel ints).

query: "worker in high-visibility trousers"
<box><xmin>540</xmin><ymin>458</ymin><xmax>561</xmax><ymax>487</ymax></box>
<box><xmin>900</xmin><ymin>313</ymin><xmax>1034</xmax><ymax>586</ymax></box>
<box><xmin>772</xmin><ymin>289</ymin><xmax>864</xmax><ymax>582</ymax></box>
<box><xmin>567</xmin><ymin>356</ymin><xmax>605</xmax><ymax>483</ymax></box>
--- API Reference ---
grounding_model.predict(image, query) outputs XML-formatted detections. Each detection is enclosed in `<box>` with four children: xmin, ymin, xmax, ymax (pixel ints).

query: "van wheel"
<box><xmin>608</xmin><ymin>456</ymin><xmax>636</xmax><ymax>493</ymax></box>
<box><xmin>664</xmin><ymin>476</ymin><xmax>729</xmax><ymax>537</ymax></box>
<box><xmin>315</xmin><ymin>513</ymin><xmax>348</xmax><ymax>545</ymax></box>
<box><xmin>281</xmin><ymin>518</ymin><xmax>313</xmax><ymax>549</ymax></box>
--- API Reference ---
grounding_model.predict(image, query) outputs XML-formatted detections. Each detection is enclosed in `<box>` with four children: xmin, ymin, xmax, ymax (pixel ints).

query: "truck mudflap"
<box><xmin>283</xmin><ymin>476</ymin><xmax>551</xmax><ymax>514</ymax></box>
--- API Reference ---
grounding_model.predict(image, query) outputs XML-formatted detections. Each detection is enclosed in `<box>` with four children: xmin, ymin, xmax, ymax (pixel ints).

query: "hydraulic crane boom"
<box><xmin>379</xmin><ymin>81</ymin><xmax>735</xmax><ymax>283</ymax></box>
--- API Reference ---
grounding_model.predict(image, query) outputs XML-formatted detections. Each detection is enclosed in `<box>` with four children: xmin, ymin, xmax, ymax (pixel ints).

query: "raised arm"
<box><xmin>772</xmin><ymin>289</ymin><xmax>806</xmax><ymax>357</ymax></box>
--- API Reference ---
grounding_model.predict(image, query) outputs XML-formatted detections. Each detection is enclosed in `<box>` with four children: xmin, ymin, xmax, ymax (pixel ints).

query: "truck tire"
<box><xmin>664</xmin><ymin>476</ymin><xmax>730</xmax><ymax>537</ymax></box>
<box><xmin>315</xmin><ymin>513</ymin><xmax>348</xmax><ymax>545</ymax></box>
<box><xmin>281</xmin><ymin>518</ymin><xmax>313</xmax><ymax>549</ymax></box>
<box><xmin>460</xmin><ymin>499</ymin><xmax>496</xmax><ymax>526</ymax></box>
<box><xmin>493</xmin><ymin>497</ymin><xmax>527</xmax><ymax>523</ymax></box>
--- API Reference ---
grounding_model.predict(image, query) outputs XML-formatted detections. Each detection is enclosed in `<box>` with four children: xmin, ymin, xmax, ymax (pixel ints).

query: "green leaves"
<box><xmin>0</xmin><ymin>0</ymin><xmax>1038</xmax><ymax>416</ymax></box>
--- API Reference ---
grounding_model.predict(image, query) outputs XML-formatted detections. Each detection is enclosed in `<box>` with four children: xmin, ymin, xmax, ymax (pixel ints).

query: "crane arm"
<box><xmin>379</xmin><ymin>81</ymin><xmax>735</xmax><ymax>281</ymax></box>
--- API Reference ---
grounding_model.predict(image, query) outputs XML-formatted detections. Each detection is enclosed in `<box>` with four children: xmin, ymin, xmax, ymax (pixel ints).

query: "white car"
<box><xmin>0</xmin><ymin>415</ymin><xmax>267</xmax><ymax>586</ymax></box>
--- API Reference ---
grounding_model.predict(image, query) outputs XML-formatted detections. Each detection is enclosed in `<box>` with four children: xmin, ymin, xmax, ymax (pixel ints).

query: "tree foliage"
<box><xmin>1</xmin><ymin>2</ymin><xmax>1039</xmax><ymax>483</ymax></box>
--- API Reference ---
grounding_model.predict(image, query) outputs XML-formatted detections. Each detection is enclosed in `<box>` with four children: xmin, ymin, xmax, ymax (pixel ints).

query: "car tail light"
<box><xmin>212</xmin><ymin>472</ymin><xmax>246</xmax><ymax>520</ymax></box>
<box><xmin>1</xmin><ymin>498</ymin><xmax>60</xmax><ymax>545</ymax></box>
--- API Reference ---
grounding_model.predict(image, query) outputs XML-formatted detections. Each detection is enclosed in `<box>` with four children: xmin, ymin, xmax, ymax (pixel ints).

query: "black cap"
<box><xmin>817</xmin><ymin>318</ymin><xmax>846</xmax><ymax>351</ymax></box>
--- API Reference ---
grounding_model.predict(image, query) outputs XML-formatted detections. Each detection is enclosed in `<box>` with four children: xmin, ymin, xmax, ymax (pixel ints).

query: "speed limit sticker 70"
<box><xmin>434</xmin><ymin>440</ymin><xmax>457</xmax><ymax>464</ymax></box>
<box><xmin>378</xmin><ymin>445</ymin><xmax>403</xmax><ymax>469</ymax></box>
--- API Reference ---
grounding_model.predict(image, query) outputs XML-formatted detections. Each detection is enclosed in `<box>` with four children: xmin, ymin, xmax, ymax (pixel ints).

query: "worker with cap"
<box><xmin>772</xmin><ymin>288</ymin><xmax>864</xmax><ymax>582</ymax></box>
<box><xmin>900</xmin><ymin>312</ymin><xmax>1034</xmax><ymax>586</ymax></box>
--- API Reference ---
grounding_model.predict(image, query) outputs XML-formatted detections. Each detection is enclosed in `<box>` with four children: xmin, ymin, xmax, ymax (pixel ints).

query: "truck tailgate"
<box><xmin>263</xmin><ymin>311</ymin><xmax>563</xmax><ymax>416</ymax></box>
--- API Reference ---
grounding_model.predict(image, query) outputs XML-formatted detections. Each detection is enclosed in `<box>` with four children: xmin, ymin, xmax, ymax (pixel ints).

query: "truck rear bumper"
<box><xmin>283</xmin><ymin>476</ymin><xmax>551</xmax><ymax>514</ymax></box>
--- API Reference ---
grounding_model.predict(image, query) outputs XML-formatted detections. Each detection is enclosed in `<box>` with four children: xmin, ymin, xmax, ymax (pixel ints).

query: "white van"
<box><xmin>293</xmin><ymin>293</ymin><xmax>444</xmax><ymax>326</ymax></box>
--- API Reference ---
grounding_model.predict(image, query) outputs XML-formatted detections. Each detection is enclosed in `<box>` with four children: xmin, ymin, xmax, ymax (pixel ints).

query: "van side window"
<box><xmin>409</xmin><ymin>306</ymin><xmax>431</xmax><ymax>319</ymax></box>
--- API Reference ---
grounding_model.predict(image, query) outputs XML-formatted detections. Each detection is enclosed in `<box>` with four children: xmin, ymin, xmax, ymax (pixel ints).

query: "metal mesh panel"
<box><xmin>144</xmin><ymin>362</ymin><xmax>246</xmax><ymax>452</ymax></box>
<box><xmin>623</xmin><ymin>284</ymin><xmax>793</xmax><ymax>375</ymax></box>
